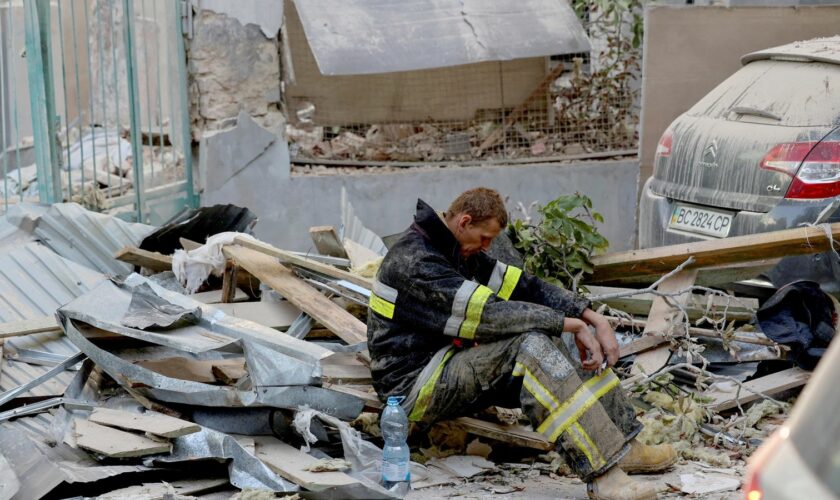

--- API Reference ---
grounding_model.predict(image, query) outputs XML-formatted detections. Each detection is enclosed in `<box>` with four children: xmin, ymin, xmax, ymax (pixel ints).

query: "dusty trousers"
<box><xmin>405</xmin><ymin>332</ymin><xmax>642</xmax><ymax>481</ymax></box>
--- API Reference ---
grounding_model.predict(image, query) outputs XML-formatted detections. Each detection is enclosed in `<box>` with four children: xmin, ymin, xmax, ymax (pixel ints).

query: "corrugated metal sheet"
<box><xmin>340</xmin><ymin>187</ymin><xmax>387</xmax><ymax>256</ymax></box>
<box><xmin>0</xmin><ymin>243</ymin><xmax>105</xmax><ymax>395</ymax></box>
<box><xmin>292</xmin><ymin>0</ymin><xmax>591</xmax><ymax>75</ymax></box>
<box><xmin>34</xmin><ymin>203</ymin><xmax>155</xmax><ymax>276</ymax></box>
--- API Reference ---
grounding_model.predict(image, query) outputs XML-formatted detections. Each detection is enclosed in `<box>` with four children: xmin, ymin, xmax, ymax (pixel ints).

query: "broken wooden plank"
<box><xmin>211</xmin><ymin>301</ymin><xmax>301</xmax><ymax>330</ymax></box>
<box><xmin>322</xmin><ymin>363</ymin><xmax>372</xmax><ymax>385</ymax></box>
<box><xmin>343</xmin><ymin>238</ymin><xmax>381</xmax><ymax>269</ymax></box>
<box><xmin>223</xmin><ymin>245</ymin><xmax>367</xmax><ymax>345</ymax></box>
<box><xmin>114</xmin><ymin>246</ymin><xmax>172</xmax><ymax>273</ymax></box>
<box><xmin>134</xmin><ymin>357</ymin><xmax>247</xmax><ymax>385</ymax></box>
<box><xmin>74</xmin><ymin>419</ymin><xmax>172</xmax><ymax>457</ymax></box>
<box><xmin>322</xmin><ymin>383</ymin><xmax>382</xmax><ymax>411</ymax></box>
<box><xmin>0</xmin><ymin>316</ymin><xmax>61</xmax><ymax>340</ymax></box>
<box><xmin>232</xmin><ymin>236</ymin><xmax>373</xmax><ymax>290</ymax></box>
<box><xmin>309</xmin><ymin>226</ymin><xmax>349</xmax><ymax>259</ymax></box>
<box><xmin>254</xmin><ymin>437</ymin><xmax>361</xmax><ymax>492</ymax></box>
<box><xmin>221</xmin><ymin>261</ymin><xmax>238</xmax><ymax>303</ymax></box>
<box><xmin>212</xmin><ymin>364</ymin><xmax>247</xmax><ymax>385</ymax></box>
<box><xmin>706</xmin><ymin>367</ymin><xmax>811</xmax><ymax>412</ymax></box>
<box><xmin>588</xmin><ymin>285</ymin><xmax>757</xmax><ymax>322</ymax></box>
<box><xmin>454</xmin><ymin>417</ymin><xmax>552</xmax><ymax>451</ymax></box>
<box><xmin>589</xmin><ymin>223</ymin><xmax>840</xmax><ymax>283</ymax></box>
<box><xmin>88</xmin><ymin>407</ymin><xmax>200</xmax><ymax>438</ymax></box>
<box><xmin>631</xmin><ymin>269</ymin><xmax>698</xmax><ymax>375</ymax></box>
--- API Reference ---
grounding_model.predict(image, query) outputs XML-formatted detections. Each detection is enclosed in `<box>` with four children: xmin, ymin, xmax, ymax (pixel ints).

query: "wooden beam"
<box><xmin>74</xmin><ymin>419</ymin><xmax>172</xmax><ymax>458</ymax></box>
<box><xmin>0</xmin><ymin>316</ymin><xmax>60</xmax><ymax>340</ymax></box>
<box><xmin>221</xmin><ymin>261</ymin><xmax>237</xmax><ymax>303</ymax></box>
<box><xmin>589</xmin><ymin>223</ymin><xmax>840</xmax><ymax>283</ymax></box>
<box><xmin>223</xmin><ymin>245</ymin><xmax>368</xmax><ymax>346</ymax></box>
<box><xmin>631</xmin><ymin>269</ymin><xmax>698</xmax><ymax>375</ymax></box>
<box><xmin>114</xmin><ymin>246</ymin><xmax>172</xmax><ymax>272</ymax></box>
<box><xmin>705</xmin><ymin>367</ymin><xmax>811</xmax><ymax>412</ymax></box>
<box><xmin>309</xmin><ymin>226</ymin><xmax>349</xmax><ymax>259</ymax></box>
<box><xmin>588</xmin><ymin>286</ymin><xmax>757</xmax><ymax>322</ymax></box>
<box><xmin>454</xmin><ymin>417</ymin><xmax>553</xmax><ymax>451</ymax></box>
<box><xmin>114</xmin><ymin>246</ymin><xmax>256</xmax><ymax>289</ymax></box>
<box><xmin>88</xmin><ymin>407</ymin><xmax>200</xmax><ymax>439</ymax></box>
<box><xmin>232</xmin><ymin>236</ymin><xmax>373</xmax><ymax>290</ymax></box>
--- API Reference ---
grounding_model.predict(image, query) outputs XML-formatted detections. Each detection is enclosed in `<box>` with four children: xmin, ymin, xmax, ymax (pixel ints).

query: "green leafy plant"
<box><xmin>510</xmin><ymin>193</ymin><xmax>609</xmax><ymax>290</ymax></box>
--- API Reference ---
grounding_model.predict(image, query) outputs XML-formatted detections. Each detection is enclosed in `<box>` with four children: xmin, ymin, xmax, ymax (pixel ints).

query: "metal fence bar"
<box><xmin>56</xmin><ymin>0</ymin><xmax>73</xmax><ymax>200</ymax></box>
<box><xmin>174</xmin><ymin>0</ymin><xmax>196</xmax><ymax>208</ymax></box>
<box><xmin>94</xmin><ymin>1</ymin><xmax>109</xmax><ymax>191</ymax></box>
<box><xmin>0</xmin><ymin>10</ymin><xmax>9</xmax><ymax>211</ymax></box>
<box><xmin>153</xmin><ymin>0</ymin><xmax>164</xmax><ymax>178</ymax></box>
<box><xmin>70</xmin><ymin>0</ymin><xmax>87</xmax><ymax>190</ymax></box>
<box><xmin>23</xmin><ymin>0</ymin><xmax>61</xmax><ymax>203</ymax></box>
<box><xmin>8</xmin><ymin>0</ymin><xmax>22</xmax><ymax>203</ymax></box>
<box><xmin>140</xmin><ymin>0</ymin><xmax>154</xmax><ymax>184</ymax></box>
<box><xmin>106</xmin><ymin>0</ymin><xmax>124</xmax><ymax>190</ymax></box>
<box><xmin>123</xmin><ymin>0</ymin><xmax>144</xmax><ymax>221</ymax></box>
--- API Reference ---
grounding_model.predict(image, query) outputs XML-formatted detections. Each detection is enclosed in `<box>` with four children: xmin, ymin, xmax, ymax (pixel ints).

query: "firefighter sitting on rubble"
<box><xmin>367</xmin><ymin>187</ymin><xmax>677</xmax><ymax>500</ymax></box>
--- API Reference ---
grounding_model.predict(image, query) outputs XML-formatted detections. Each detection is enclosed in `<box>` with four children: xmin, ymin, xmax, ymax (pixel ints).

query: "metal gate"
<box><xmin>0</xmin><ymin>0</ymin><xmax>196</xmax><ymax>224</ymax></box>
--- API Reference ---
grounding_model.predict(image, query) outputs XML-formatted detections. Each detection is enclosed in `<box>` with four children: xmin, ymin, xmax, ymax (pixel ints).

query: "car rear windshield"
<box><xmin>686</xmin><ymin>60</ymin><xmax>840</xmax><ymax>127</ymax></box>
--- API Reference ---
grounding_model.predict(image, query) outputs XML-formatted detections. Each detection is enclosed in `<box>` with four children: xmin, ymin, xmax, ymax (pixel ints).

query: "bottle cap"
<box><xmin>386</xmin><ymin>396</ymin><xmax>404</xmax><ymax>406</ymax></box>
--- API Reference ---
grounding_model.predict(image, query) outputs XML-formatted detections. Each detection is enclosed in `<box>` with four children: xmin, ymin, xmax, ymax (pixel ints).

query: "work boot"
<box><xmin>587</xmin><ymin>466</ymin><xmax>657</xmax><ymax>500</ymax></box>
<box><xmin>617</xmin><ymin>440</ymin><xmax>678</xmax><ymax>474</ymax></box>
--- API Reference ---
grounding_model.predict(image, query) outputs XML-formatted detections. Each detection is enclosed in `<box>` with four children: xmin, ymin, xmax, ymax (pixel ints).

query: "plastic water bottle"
<box><xmin>381</xmin><ymin>396</ymin><xmax>410</xmax><ymax>496</ymax></box>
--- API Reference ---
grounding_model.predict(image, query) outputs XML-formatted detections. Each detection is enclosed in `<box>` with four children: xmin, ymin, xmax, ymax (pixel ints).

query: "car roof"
<box><xmin>741</xmin><ymin>36</ymin><xmax>840</xmax><ymax>66</ymax></box>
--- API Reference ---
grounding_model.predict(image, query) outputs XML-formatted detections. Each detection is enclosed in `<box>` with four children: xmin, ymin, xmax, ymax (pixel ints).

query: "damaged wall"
<box><xmin>199</xmin><ymin>113</ymin><xmax>640</xmax><ymax>253</ymax></box>
<box><xmin>188</xmin><ymin>3</ymin><xmax>285</xmax><ymax>139</ymax></box>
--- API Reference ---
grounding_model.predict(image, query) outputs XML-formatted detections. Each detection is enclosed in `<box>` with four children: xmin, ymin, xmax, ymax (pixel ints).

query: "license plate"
<box><xmin>668</xmin><ymin>203</ymin><xmax>733</xmax><ymax>238</ymax></box>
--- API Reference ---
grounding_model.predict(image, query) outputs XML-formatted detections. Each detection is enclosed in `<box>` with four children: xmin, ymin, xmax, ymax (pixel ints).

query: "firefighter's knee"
<box><xmin>518</xmin><ymin>331</ymin><xmax>556</xmax><ymax>357</ymax></box>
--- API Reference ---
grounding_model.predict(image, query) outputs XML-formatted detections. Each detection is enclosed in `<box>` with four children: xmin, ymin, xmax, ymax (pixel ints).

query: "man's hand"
<box><xmin>582</xmin><ymin>309</ymin><xmax>620</xmax><ymax>368</ymax></box>
<box><xmin>563</xmin><ymin>318</ymin><xmax>603</xmax><ymax>371</ymax></box>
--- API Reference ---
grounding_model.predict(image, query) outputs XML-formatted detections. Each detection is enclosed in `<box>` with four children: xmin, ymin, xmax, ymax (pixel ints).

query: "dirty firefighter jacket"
<box><xmin>367</xmin><ymin>198</ymin><xmax>591</xmax><ymax>401</ymax></box>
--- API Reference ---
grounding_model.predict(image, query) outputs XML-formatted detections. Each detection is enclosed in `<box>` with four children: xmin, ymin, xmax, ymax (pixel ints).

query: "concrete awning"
<box><xmin>291</xmin><ymin>0</ymin><xmax>591</xmax><ymax>76</ymax></box>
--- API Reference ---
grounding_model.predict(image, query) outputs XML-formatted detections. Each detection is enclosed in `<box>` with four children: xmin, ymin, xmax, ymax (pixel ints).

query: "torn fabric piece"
<box><xmin>121</xmin><ymin>282</ymin><xmax>202</xmax><ymax>330</ymax></box>
<box><xmin>172</xmin><ymin>232</ymin><xmax>258</xmax><ymax>294</ymax></box>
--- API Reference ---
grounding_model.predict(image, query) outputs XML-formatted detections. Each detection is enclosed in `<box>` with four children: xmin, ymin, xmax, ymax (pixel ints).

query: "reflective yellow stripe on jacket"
<box><xmin>443</xmin><ymin>281</ymin><xmax>493</xmax><ymax>340</ymax></box>
<box><xmin>369</xmin><ymin>279</ymin><xmax>398</xmax><ymax>319</ymax></box>
<box><xmin>487</xmin><ymin>262</ymin><xmax>523</xmax><ymax>301</ymax></box>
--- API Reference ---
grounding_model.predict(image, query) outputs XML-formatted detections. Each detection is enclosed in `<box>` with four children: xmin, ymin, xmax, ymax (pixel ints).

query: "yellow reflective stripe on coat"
<box><xmin>369</xmin><ymin>292</ymin><xmax>395</xmax><ymax>319</ymax></box>
<box><xmin>513</xmin><ymin>362</ymin><xmax>559</xmax><ymax>412</ymax></box>
<box><xmin>459</xmin><ymin>285</ymin><xmax>493</xmax><ymax>339</ymax></box>
<box><xmin>568</xmin><ymin>422</ymin><xmax>606</xmax><ymax>469</ymax></box>
<box><xmin>497</xmin><ymin>265</ymin><xmax>522</xmax><ymax>301</ymax></box>
<box><xmin>408</xmin><ymin>349</ymin><xmax>455</xmax><ymax>422</ymax></box>
<box><xmin>537</xmin><ymin>369</ymin><xmax>620</xmax><ymax>442</ymax></box>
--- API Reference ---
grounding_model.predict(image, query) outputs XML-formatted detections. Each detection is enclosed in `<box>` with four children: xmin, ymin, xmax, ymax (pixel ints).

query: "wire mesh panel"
<box><xmin>283</xmin><ymin>10</ymin><xmax>641</xmax><ymax>166</ymax></box>
<box><xmin>0</xmin><ymin>0</ymin><xmax>195</xmax><ymax>223</ymax></box>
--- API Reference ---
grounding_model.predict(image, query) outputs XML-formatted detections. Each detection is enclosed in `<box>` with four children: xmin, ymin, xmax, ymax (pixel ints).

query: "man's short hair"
<box><xmin>446</xmin><ymin>187</ymin><xmax>508</xmax><ymax>227</ymax></box>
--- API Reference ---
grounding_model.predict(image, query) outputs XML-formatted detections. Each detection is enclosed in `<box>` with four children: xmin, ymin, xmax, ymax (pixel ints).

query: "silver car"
<box><xmin>638</xmin><ymin>37</ymin><xmax>840</xmax><ymax>292</ymax></box>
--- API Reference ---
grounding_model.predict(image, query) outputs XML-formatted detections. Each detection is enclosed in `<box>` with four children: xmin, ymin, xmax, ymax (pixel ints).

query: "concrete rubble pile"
<box><xmin>0</xmin><ymin>202</ymin><xmax>834</xmax><ymax>499</ymax></box>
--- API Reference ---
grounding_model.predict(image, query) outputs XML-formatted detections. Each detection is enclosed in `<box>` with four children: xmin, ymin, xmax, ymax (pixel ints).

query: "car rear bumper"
<box><xmin>638</xmin><ymin>177</ymin><xmax>840</xmax><ymax>292</ymax></box>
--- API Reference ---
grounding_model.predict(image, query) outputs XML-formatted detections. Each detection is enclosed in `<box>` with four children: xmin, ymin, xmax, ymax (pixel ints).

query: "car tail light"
<box><xmin>744</xmin><ymin>427</ymin><xmax>787</xmax><ymax>500</ymax></box>
<box><xmin>760</xmin><ymin>141</ymin><xmax>840</xmax><ymax>199</ymax></box>
<box><xmin>655</xmin><ymin>129</ymin><xmax>673</xmax><ymax>158</ymax></box>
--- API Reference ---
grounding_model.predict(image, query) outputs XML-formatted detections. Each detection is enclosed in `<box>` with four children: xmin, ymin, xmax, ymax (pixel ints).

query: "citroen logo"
<box><xmin>699</xmin><ymin>140</ymin><xmax>719</xmax><ymax>168</ymax></box>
